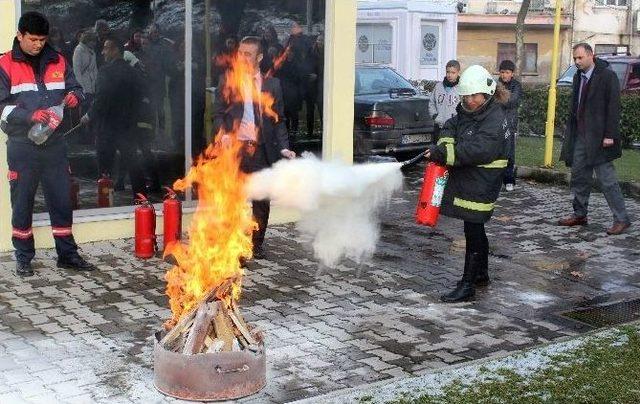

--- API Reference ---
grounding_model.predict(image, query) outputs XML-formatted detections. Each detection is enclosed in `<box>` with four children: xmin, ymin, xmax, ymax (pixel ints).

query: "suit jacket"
<box><xmin>560</xmin><ymin>58</ymin><xmax>622</xmax><ymax>167</ymax></box>
<box><xmin>212</xmin><ymin>73</ymin><xmax>289</xmax><ymax>166</ymax></box>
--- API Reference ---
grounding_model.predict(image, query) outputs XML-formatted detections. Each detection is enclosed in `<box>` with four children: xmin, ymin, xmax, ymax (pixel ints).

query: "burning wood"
<box><xmin>160</xmin><ymin>278</ymin><xmax>260</xmax><ymax>355</ymax></box>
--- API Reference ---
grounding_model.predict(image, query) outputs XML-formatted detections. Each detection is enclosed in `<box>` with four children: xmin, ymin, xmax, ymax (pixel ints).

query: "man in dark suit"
<box><xmin>559</xmin><ymin>43</ymin><xmax>630</xmax><ymax>235</ymax></box>
<box><xmin>213</xmin><ymin>36</ymin><xmax>295</xmax><ymax>259</ymax></box>
<box><xmin>83</xmin><ymin>38</ymin><xmax>146</xmax><ymax>199</ymax></box>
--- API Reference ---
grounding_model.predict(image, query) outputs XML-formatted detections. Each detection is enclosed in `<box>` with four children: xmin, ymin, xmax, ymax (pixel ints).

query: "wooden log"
<box><xmin>182</xmin><ymin>302</ymin><xmax>219</xmax><ymax>355</ymax></box>
<box><xmin>215</xmin><ymin>277</ymin><xmax>239</xmax><ymax>301</ymax></box>
<box><xmin>206</xmin><ymin>338</ymin><xmax>225</xmax><ymax>353</ymax></box>
<box><xmin>160</xmin><ymin>309</ymin><xmax>197</xmax><ymax>348</ymax></box>
<box><xmin>159</xmin><ymin>277</ymin><xmax>237</xmax><ymax>348</ymax></box>
<box><xmin>213</xmin><ymin>304</ymin><xmax>236</xmax><ymax>351</ymax></box>
<box><xmin>228</xmin><ymin>310</ymin><xmax>257</xmax><ymax>346</ymax></box>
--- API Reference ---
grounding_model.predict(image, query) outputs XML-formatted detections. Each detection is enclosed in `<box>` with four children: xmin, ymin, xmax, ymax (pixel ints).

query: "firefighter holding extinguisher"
<box><xmin>0</xmin><ymin>12</ymin><xmax>97</xmax><ymax>277</ymax></box>
<box><xmin>424</xmin><ymin>65</ymin><xmax>510</xmax><ymax>303</ymax></box>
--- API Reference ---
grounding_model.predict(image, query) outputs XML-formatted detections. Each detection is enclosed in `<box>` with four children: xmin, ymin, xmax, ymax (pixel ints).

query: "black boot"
<box><xmin>16</xmin><ymin>261</ymin><xmax>34</xmax><ymax>277</ymax></box>
<box><xmin>440</xmin><ymin>253</ymin><xmax>478</xmax><ymax>303</ymax></box>
<box><xmin>475</xmin><ymin>248</ymin><xmax>490</xmax><ymax>287</ymax></box>
<box><xmin>57</xmin><ymin>255</ymin><xmax>97</xmax><ymax>271</ymax></box>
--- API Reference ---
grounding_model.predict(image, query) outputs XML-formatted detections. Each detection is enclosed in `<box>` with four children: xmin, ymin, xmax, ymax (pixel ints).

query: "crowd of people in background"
<box><xmin>43</xmin><ymin>18</ymin><xmax>324</xmax><ymax>200</ymax></box>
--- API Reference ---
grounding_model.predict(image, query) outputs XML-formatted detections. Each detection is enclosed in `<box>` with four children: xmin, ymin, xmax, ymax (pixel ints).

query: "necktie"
<box><xmin>578</xmin><ymin>74</ymin><xmax>588</xmax><ymax>109</ymax></box>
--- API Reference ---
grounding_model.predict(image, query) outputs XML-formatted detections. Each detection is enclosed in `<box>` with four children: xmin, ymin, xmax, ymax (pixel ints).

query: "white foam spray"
<box><xmin>246</xmin><ymin>153</ymin><xmax>403</xmax><ymax>267</ymax></box>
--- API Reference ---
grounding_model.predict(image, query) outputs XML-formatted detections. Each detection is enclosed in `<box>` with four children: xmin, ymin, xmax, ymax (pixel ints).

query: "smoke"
<box><xmin>246</xmin><ymin>154</ymin><xmax>403</xmax><ymax>267</ymax></box>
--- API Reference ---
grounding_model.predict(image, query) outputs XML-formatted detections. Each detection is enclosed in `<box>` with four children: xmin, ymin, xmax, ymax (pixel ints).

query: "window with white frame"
<box><xmin>595</xmin><ymin>44</ymin><xmax>629</xmax><ymax>55</ymax></box>
<box><xmin>497</xmin><ymin>43</ymin><xmax>538</xmax><ymax>74</ymax></box>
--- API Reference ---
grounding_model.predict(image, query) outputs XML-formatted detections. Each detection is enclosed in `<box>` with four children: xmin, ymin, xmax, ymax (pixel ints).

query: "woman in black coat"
<box><xmin>425</xmin><ymin>65</ymin><xmax>511</xmax><ymax>303</ymax></box>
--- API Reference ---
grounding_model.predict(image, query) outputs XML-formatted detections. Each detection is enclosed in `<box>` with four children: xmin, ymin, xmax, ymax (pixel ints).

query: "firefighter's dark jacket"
<box><xmin>428</xmin><ymin>98</ymin><xmax>509</xmax><ymax>223</ymax></box>
<box><xmin>0</xmin><ymin>38</ymin><xmax>83</xmax><ymax>142</ymax></box>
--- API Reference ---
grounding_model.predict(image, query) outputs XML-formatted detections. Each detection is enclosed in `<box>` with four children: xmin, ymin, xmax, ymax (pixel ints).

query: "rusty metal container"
<box><xmin>153</xmin><ymin>330</ymin><xmax>266</xmax><ymax>401</ymax></box>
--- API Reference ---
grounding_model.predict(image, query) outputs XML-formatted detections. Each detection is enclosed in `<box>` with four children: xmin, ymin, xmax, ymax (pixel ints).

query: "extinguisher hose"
<box><xmin>400</xmin><ymin>150</ymin><xmax>428</xmax><ymax>168</ymax></box>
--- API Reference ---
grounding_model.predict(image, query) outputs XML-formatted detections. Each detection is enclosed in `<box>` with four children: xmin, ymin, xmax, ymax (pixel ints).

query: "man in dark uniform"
<box><xmin>0</xmin><ymin>12</ymin><xmax>96</xmax><ymax>276</ymax></box>
<box><xmin>213</xmin><ymin>36</ymin><xmax>295</xmax><ymax>259</ymax></box>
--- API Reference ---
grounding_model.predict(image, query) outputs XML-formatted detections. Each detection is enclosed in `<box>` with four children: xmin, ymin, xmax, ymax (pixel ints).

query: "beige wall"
<box><xmin>458</xmin><ymin>27</ymin><xmax>572</xmax><ymax>83</ymax></box>
<box><xmin>572</xmin><ymin>0</ymin><xmax>636</xmax><ymax>53</ymax></box>
<box><xmin>0</xmin><ymin>0</ymin><xmax>357</xmax><ymax>251</ymax></box>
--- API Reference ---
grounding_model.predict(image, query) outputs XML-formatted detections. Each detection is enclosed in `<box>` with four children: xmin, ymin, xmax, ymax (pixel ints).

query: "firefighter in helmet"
<box><xmin>425</xmin><ymin>65</ymin><xmax>510</xmax><ymax>302</ymax></box>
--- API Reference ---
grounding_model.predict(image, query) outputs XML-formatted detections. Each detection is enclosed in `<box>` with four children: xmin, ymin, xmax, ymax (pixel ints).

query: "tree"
<box><xmin>515</xmin><ymin>0</ymin><xmax>532</xmax><ymax>75</ymax></box>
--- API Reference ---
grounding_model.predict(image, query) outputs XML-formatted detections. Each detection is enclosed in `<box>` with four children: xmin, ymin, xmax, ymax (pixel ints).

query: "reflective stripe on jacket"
<box><xmin>0</xmin><ymin>38</ymin><xmax>83</xmax><ymax>140</ymax></box>
<box><xmin>429</xmin><ymin>99</ymin><xmax>510</xmax><ymax>223</ymax></box>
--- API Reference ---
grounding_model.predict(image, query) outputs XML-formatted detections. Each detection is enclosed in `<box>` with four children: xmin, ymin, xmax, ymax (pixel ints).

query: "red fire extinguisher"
<box><xmin>69</xmin><ymin>173</ymin><xmax>80</xmax><ymax>210</ymax></box>
<box><xmin>416</xmin><ymin>162</ymin><xmax>449</xmax><ymax>227</ymax></box>
<box><xmin>135</xmin><ymin>193</ymin><xmax>157</xmax><ymax>259</ymax></box>
<box><xmin>97</xmin><ymin>174</ymin><xmax>114</xmax><ymax>208</ymax></box>
<box><xmin>163</xmin><ymin>187</ymin><xmax>182</xmax><ymax>251</ymax></box>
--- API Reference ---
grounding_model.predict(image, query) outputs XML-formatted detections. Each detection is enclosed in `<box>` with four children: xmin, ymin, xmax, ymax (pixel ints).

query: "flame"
<box><xmin>266</xmin><ymin>45</ymin><xmax>291</xmax><ymax>78</ymax></box>
<box><xmin>164</xmin><ymin>55</ymin><xmax>277</xmax><ymax>325</ymax></box>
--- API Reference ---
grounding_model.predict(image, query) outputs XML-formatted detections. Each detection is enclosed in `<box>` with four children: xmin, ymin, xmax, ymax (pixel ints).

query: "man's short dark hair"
<box><xmin>573</xmin><ymin>43</ymin><xmax>593</xmax><ymax>54</ymax></box>
<box><xmin>446</xmin><ymin>60</ymin><xmax>461</xmax><ymax>70</ymax></box>
<box><xmin>499</xmin><ymin>59</ymin><xmax>516</xmax><ymax>72</ymax></box>
<box><xmin>240</xmin><ymin>36</ymin><xmax>263</xmax><ymax>54</ymax></box>
<box><xmin>18</xmin><ymin>12</ymin><xmax>50</xmax><ymax>36</ymax></box>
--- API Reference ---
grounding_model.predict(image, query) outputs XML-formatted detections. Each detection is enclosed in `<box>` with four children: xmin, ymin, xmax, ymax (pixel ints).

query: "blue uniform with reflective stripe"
<box><xmin>0</xmin><ymin>39</ymin><xmax>83</xmax><ymax>263</ymax></box>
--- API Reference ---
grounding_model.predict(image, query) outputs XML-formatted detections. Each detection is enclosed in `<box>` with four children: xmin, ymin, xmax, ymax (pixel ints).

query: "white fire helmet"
<box><xmin>457</xmin><ymin>65</ymin><xmax>497</xmax><ymax>96</ymax></box>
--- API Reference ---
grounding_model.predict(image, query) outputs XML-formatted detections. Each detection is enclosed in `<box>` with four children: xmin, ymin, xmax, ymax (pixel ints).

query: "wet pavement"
<box><xmin>0</xmin><ymin>162</ymin><xmax>638</xmax><ymax>403</ymax></box>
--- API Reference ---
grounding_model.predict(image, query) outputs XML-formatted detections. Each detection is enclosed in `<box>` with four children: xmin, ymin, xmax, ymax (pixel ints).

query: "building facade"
<box><xmin>458</xmin><ymin>0</ymin><xmax>573</xmax><ymax>83</ymax></box>
<box><xmin>457</xmin><ymin>0</ymin><xmax>640</xmax><ymax>82</ymax></box>
<box><xmin>572</xmin><ymin>0</ymin><xmax>638</xmax><ymax>56</ymax></box>
<box><xmin>356</xmin><ymin>0</ymin><xmax>458</xmax><ymax>81</ymax></box>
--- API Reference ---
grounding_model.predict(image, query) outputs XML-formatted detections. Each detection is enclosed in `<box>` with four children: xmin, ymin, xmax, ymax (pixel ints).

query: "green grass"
<box><xmin>385</xmin><ymin>327</ymin><xmax>640</xmax><ymax>404</ymax></box>
<box><xmin>516</xmin><ymin>136</ymin><xmax>640</xmax><ymax>183</ymax></box>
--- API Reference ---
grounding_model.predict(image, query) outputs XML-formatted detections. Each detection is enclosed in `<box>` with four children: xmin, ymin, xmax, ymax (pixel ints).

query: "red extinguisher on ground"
<box><xmin>97</xmin><ymin>174</ymin><xmax>114</xmax><ymax>208</ymax></box>
<box><xmin>135</xmin><ymin>193</ymin><xmax>157</xmax><ymax>259</ymax></box>
<box><xmin>416</xmin><ymin>162</ymin><xmax>449</xmax><ymax>227</ymax></box>
<box><xmin>163</xmin><ymin>187</ymin><xmax>182</xmax><ymax>252</ymax></box>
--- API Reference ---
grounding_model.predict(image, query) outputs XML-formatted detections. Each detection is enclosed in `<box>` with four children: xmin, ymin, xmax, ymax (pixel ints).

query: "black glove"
<box><xmin>427</xmin><ymin>145</ymin><xmax>446</xmax><ymax>165</ymax></box>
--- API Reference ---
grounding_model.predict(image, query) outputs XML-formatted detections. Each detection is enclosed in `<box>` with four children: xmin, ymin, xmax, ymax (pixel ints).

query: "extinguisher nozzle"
<box><xmin>401</xmin><ymin>151</ymin><xmax>427</xmax><ymax>169</ymax></box>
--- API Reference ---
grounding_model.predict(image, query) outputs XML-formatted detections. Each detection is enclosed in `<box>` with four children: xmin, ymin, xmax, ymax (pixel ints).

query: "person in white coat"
<box><xmin>72</xmin><ymin>30</ymin><xmax>98</xmax><ymax>143</ymax></box>
<box><xmin>429</xmin><ymin>60</ymin><xmax>461</xmax><ymax>142</ymax></box>
<box><xmin>72</xmin><ymin>31</ymin><xmax>98</xmax><ymax>98</ymax></box>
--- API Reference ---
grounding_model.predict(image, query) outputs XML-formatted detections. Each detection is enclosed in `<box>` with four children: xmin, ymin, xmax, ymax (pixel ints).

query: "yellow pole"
<box><xmin>543</xmin><ymin>0</ymin><xmax>563</xmax><ymax>168</ymax></box>
<box><xmin>204</xmin><ymin>0</ymin><xmax>213</xmax><ymax>144</ymax></box>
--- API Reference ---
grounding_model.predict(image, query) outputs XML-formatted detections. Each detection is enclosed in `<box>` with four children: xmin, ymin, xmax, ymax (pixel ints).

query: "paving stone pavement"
<box><xmin>1</xmin><ymin>163</ymin><xmax>638</xmax><ymax>404</ymax></box>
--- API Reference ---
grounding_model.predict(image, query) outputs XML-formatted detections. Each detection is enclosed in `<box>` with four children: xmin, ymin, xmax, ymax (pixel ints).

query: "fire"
<box><xmin>164</xmin><ymin>55</ymin><xmax>278</xmax><ymax>325</ymax></box>
<box><xmin>266</xmin><ymin>45</ymin><xmax>291</xmax><ymax>78</ymax></box>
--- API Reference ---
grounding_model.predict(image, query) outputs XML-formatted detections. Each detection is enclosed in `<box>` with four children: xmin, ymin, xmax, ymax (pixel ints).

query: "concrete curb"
<box><xmin>289</xmin><ymin>321</ymin><xmax>640</xmax><ymax>404</ymax></box>
<box><xmin>516</xmin><ymin>165</ymin><xmax>640</xmax><ymax>200</ymax></box>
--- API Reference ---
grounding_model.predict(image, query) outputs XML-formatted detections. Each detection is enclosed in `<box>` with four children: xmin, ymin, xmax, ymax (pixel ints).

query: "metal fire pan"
<box><xmin>153</xmin><ymin>331</ymin><xmax>266</xmax><ymax>401</ymax></box>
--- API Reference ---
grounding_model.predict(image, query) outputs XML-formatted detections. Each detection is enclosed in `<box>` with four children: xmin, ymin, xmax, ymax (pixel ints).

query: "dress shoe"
<box><xmin>558</xmin><ymin>216</ymin><xmax>588</xmax><ymax>226</ymax></box>
<box><xmin>606</xmin><ymin>222</ymin><xmax>630</xmax><ymax>235</ymax></box>
<box><xmin>16</xmin><ymin>261</ymin><xmax>34</xmax><ymax>277</ymax></box>
<box><xmin>57</xmin><ymin>255</ymin><xmax>96</xmax><ymax>271</ymax></box>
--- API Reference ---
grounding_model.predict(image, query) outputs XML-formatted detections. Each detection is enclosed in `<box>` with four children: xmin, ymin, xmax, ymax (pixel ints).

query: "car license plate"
<box><xmin>401</xmin><ymin>134</ymin><xmax>428</xmax><ymax>144</ymax></box>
